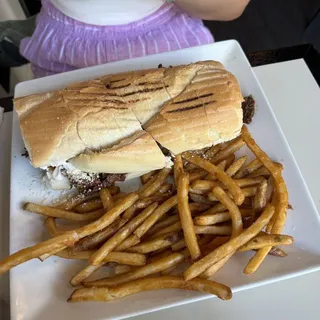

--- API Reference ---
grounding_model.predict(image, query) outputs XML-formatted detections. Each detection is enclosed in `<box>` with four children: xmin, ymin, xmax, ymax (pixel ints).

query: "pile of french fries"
<box><xmin>0</xmin><ymin>126</ymin><xmax>293</xmax><ymax>302</ymax></box>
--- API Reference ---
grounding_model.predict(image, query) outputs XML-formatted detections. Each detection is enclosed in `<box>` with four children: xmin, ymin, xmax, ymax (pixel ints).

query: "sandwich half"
<box><xmin>14</xmin><ymin>61</ymin><xmax>243</xmax><ymax>192</ymax></box>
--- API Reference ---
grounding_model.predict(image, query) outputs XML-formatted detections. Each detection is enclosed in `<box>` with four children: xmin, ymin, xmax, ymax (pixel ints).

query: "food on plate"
<box><xmin>242</xmin><ymin>95</ymin><xmax>256</xmax><ymax>124</ymax></box>
<box><xmin>0</xmin><ymin>124</ymin><xmax>293</xmax><ymax>303</ymax></box>
<box><xmin>14</xmin><ymin>61</ymin><xmax>244</xmax><ymax>192</ymax></box>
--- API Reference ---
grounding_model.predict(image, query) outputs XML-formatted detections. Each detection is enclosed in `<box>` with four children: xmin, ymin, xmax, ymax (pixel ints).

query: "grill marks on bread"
<box><xmin>14</xmin><ymin>61</ymin><xmax>243</xmax><ymax>168</ymax></box>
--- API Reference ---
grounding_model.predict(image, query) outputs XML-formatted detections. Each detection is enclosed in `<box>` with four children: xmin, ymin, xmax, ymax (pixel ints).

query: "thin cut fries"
<box><xmin>75</xmin><ymin>199</ymin><xmax>102</xmax><ymax>213</ymax></box>
<box><xmin>114</xmin><ymin>234</ymin><xmax>140</xmax><ymax>251</ymax></box>
<box><xmin>0</xmin><ymin>124</ymin><xmax>294</xmax><ymax>305</ymax></box>
<box><xmin>174</xmin><ymin>154</ymin><xmax>183</xmax><ymax>186</ymax></box>
<box><xmin>45</xmin><ymin>218</ymin><xmax>66</xmax><ymax>237</ymax></box>
<box><xmin>177</xmin><ymin>173</ymin><xmax>200</xmax><ymax>260</ymax></box>
<box><xmin>71</xmin><ymin>264</ymin><xmax>102</xmax><ymax>286</ymax></box>
<box><xmin>234</xmin><ymin>158</ymin><xmax>262</xmax><ymax>179</ymax></box>
<box><xmin>84</xmin><ymin>253</ymin><xmax>185</xmax><ymax>288</ymax></box>
<box><xmin>253</xmin><ymin>179</ymin><xmax>268</xmax><ymax>213</ymax></box>
<box><xmin>57</xmin><ymin>250</ymin><xmax>146</xmax><ymax>266</ymax></box>
<box><xmin>194</xmin><ymin>225</ymin><xmax>232</xmax><ymax>235</ymax></box>
<box><xmin>211</xmin><ymin>187</ymin><xmax>243</xmax><ymax>237</ymax></box>
<box><xmin>0</xmin><ymin>231</ymin><xmax>79</xmax><ymax>275</ymax></box>
<box><xmin>100</xmin><ymin>188</ymin><xmax>114</xmax><ymax>211</ymax></box>
<box><xmin>114</xmin><ymin>265</ymin><xmax>132</xmax><ymax>275</ymax></box>
<box><xmin>212</xmin><ymin>137</ymin><xmax>245</xmax><ymax>164</ymax></box>
<box><xmin>150</xmin><ymin>221</ymin><xmax>182</xmax><ymax>239</ymax></box>
<box><xmin>70</xmin><ymin>218</ymin><xmax>128</xmax><ymax>253</ymax></box>
<box><xmin>24</xmin><ymin>203</ymin><xmax>104</xmax><ymax>221</ymax></box>
<box><xmin>141</xmin><ymin>171</ymin><xmax>155</xmax><ymax>184</ymax></box>
<box><xmin>226</xmin><ymin>156</ymin><xmax>247</xmax><ymax>177</ymax></box>
<box><xmin>189</xmin><ymin>193</ymin><xmax>214</xmax><ymax>205</ymax></box>
<box><xmin>89</xmin><ymin>203</ymin><xmax>158</xmax><ymax>265</ymax></box>
<box><xmin>184</xmin><ymin>204</ymin><xmax>275</xmax><ymax>281</ymax></box>
<box><xmin>127</xmin><ymin>232</ymin><xmax>182</xmax><ymax>254</ymax></box>
<box><xmin>238</xmin><ymin>234</ymin><xmax>294</xmax><ymax>252</ymax></box>
<box><xmin>133</xmin><ymin>196</ymin><xmax>178</xmax><ymax>239</ymax></box>
<box><xmin>194</xmin><ymin>209</ymin><xmax>252</xmax><ymax>226</ymax></box>
<box><xmin>241</xmin><ymin>126</ymin><xmax>288</xmax><ymax>274</ymax></box>
<box><xmin>146</xmin><ymin>215</ymin><xmax>180</xmax><ymax>236</ymax></box>
<box><xmin>139</xmin><ymin>168</ymin><xmax>171</xmax><ymax>198</ymax></box>
<box><xmin>69</xmin><ymin>276</ymin><xmax>232</xmax><ymax>302</ymax></box>
<box><xmin>58</xmin><ymin>192</ymin><xmax>100</xmax><ymax>210</ymax></box>
<box><xmin>183</xmin><ymin>153</ymin><xmax>244</xmax><ymax>205</ymax></box>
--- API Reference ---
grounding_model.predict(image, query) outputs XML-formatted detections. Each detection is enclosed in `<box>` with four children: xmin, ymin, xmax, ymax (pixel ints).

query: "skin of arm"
<box><xmin>173</xmin><ymin>0</ymin><xmax>250</xmax><ymax>21</ymax></box>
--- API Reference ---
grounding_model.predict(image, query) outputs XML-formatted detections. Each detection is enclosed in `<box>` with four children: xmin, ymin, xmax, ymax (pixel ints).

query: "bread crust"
<box><xmin>14</xmin><ymin>61</ymin><xmax>243</xmax><ymax>171</ymax></box>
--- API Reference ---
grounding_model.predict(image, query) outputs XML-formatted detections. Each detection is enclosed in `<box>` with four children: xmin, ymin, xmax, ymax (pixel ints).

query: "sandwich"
<box><xmin>14</xmin><ymin>61</ymin><xmax>244</xmax><ymax>192</ymax></box>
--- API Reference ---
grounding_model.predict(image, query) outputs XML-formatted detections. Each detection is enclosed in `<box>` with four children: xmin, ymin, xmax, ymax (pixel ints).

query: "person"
<box><xmin>18</xmin><ymin>0</ymin><xmax>249</xmax><ymax>77</ymax></box>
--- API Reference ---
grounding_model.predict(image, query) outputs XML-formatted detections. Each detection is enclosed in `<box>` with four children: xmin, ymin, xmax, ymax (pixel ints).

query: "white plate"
<box><xmin>11</xmin><ymin>40</ymin><xmax>320</xmax><ymax>320</ymax></box>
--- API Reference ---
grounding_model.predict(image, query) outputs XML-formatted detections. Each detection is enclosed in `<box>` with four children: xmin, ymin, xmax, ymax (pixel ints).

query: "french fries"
<box><xmin>69</xmin><ymin>276</ymin><xmax>232</xmax><ymax>302</ymax></box>
<box><xmin>182</xmin><ymin>153</ymin><xmax>244</xmax><ymax>205</ymax></box>
<box><xmin>238</xmin><ymin>234</ymin><xmax>294</xmax><ymax>252</ymax></box>
<box><xmin>84</xmin><ymin>253</ymin><xmax>185</xmax><ymax>288</ymax></box>
<box><xmin>0</xmin><ymin>125</ymin><xmax>294</xmax><ymax>305</ymax></box>
<box><xmin>241</xmin><ymin>126</ymin><xmax>288</xmax><ymax>274</ymax></box>
<box><xmin>177</xmin><ymin>173</ymin><xmax>201</xmax><ymax>260</ymax></box>
<box><xmin>184</xmin><ymin>204</ymin><xmax>275</xmax><ymax>281</ymax></box>
<box><xmin>24</xmin><ymin>203</ymin><xmax>104</xmax><ymax>221</ymax></box>
<box><xmin>100</xmin><ymin>188</ymin><xmax>114</xmax><ymax>211</ymax></box>
<box><xmin>89</xmin><ymin>203</ymin><xmax>159</xmax><ymax>265</ymax></box>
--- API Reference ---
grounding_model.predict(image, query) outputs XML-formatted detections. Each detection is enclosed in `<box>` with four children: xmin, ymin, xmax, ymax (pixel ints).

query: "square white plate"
<box><xmin>11</xmin><ymin>40</ymin><xmax>320</xmax><ymax>320</ymax></box>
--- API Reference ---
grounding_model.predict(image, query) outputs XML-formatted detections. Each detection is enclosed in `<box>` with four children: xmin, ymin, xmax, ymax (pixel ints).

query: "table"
<box><xmin>1</xmin><ymin>44</ymin><xmax>320</xmax><ymax>320</ymax></box>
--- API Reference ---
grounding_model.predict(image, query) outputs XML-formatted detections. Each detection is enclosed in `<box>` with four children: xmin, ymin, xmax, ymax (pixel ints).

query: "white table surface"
<box><xmin>1</xmin><ymin>59</ymin><xmax>320</xmax><ymax>320</ymax></box>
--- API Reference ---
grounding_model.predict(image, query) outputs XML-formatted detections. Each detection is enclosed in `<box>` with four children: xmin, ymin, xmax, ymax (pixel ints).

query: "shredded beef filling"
<box><xmin>66</xmin><ymin>172</ymin><xmax>126</xmax><ymax>193</ymax></box>
<box><xmin>242</xmin><ymin>95</ymin><xmax>256</xmax><ymax>124</ymax></box>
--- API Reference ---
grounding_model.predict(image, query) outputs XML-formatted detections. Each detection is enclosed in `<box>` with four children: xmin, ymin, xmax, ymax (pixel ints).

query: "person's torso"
<box><xmin>50</xmin><ymin>0</ymin><xmax>164</xmax><ymax>25</ymax></box>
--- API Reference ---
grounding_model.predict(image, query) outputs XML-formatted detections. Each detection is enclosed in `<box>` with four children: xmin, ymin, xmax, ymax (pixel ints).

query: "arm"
<box><xmin>174</xmin><ymin>0</ymin><xmax>250</xmax><ymax>21</ymax></box>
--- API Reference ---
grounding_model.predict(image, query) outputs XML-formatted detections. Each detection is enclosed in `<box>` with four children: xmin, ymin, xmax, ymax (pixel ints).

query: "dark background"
<box><xmin>19</xmin><ymin>0</ymin><xmax>320</xmax><ymax>52</ymax></box>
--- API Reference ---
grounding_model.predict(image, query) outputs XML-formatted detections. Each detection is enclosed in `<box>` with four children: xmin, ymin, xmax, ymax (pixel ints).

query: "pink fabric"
<box><xmin>20</xmin><ymin>0</ymin><xmax>214</xmax><ymax>77</ymax></box>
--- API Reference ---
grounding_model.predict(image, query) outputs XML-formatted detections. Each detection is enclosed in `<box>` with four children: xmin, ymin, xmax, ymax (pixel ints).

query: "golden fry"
<box><xmin>189</xmin><ymin>169</ymin><xmax>208</xmax><ymax>182</ymax></box>
<box><xmin>189</xmin><ymin>193</ymin><xmax>214</xmax><ymax>205</ymax></box>
<box><xmin>211</xmin><ymin>187</ymin><xmax>243</xmax><ymax>237</ymax></box>
<box><xmin>141</xmin><ymin>171</ymin><xmax>155</xmax><ymax>184</ymax></box>
<box><xmin>75</xmin><ymin>199</ymin><xmax>102</xmax><ymax>213</ymax></box>
<box><xmin>24</xmin><ymin>203</ymin><xmax>104</xmax><ymax>221</ymax></box>
<box><xmin>178</xmin><ymin>173</ymin><xmax>201</xmax><ymax>260</ymax></box>
<box><xmin>253</xmin><ymin>179</ymin><xmax>268</xmax><ymax>213</ymax></box>
<box><xmin>139</xmin><ymin>168</ymin><xmax>171</xmax><ymax>198</ymax></box>
<box><xmin>114</xmin><ymin>265</ymin><xmax>132</xmax><ymax>275</ymax></box>
<box><xmin>0</xmin><ymin>231</ymin><xmax>79</xmax><ymax>275</ymax></box>
<box><xmin>225</xmin><ymin>156</ymin><xmax>247</xmax><ymax>177</ymax></box>
<box><xmin>184</xmin><ymin>204</ymin><xmax>275</xmax><ymax>281</ymax></box>
<box><xmin>183</xmin><ymin>153</ymin><xmax>244</xmax><ymax>205</ymax></box>
<box><xmin>174</xmin><ymin>154</ymin><xmax>183</xmax><ymax>186</ymax></box>
<box><xmin>234</xmin><ymin>158</ymin><xmax>262</xmax><ymax>179</ymax></box>
<box><xmin>200</xmin><ymin>254</ymin><xmax>233</xmax><ymax>279</ymax></box>
<box><xmin>146</xmin><ymin>215</ymin><xmax>180</xmax><ymax>236</ymax></box>
<box><xmin>212</xmin><ymin>137</ymin><xmax>245</xmax><ymax>164</ymax></box>
<box><xmin>133</xmin><ymin>196</ymin><xmax>178</xmax><ymax>239</ymax></box>
<box><xmin>194</xmin><ymin>225</ymin><xmax>232</xmax><ymax>235</ymax></box>
<box><xmin>100</xmin><ymin>188</ymin><xmax>114</xmax><ymax>211</ymax></box>
<box><xmin>150</xmin><ymin>221</ymin><xmax>182</xmax><ymax>239</ymax></box>
<box><xmin>58</xmin><ymin>192</ymin><xmax>100</xmax><ymax>210</ymax></box>
<box><xmin>89</xmin><ymin>203</ymin><xmax>158</xmax><ymax>265</ymax></box>
<box><xmin>194</xmin><ymin>209</ymin><xmax>252</xmax><ymax>226</ymax></box>
<box><xmin>70</xmin><ymin>218</ymin><xmax>128</xmax><ymax>253</ymax></box>
<box><xmin>127</xmin><ymin>232</ymin><xmax>182</xmax><ymax>254</ymax></box>
<box><xmin>114</xmin><ymin>234</ymin><xmax>140</xmax><ymax>251</ymax></box>
<box><xmin>238</xmin><ymin>234</ymin><xmax>293</xmax><ymax>252</ymax></box>
<box><xmin>84</xmin><ymin>253</ymin><xmax>185</xmax><ymax>288</ymax></box>
<box><xmin>69</xmin><ymin>276</ymin><xmax>232</xmax><ymax>302</ymax></box>
<box><xmin>241</xmin><ymin>126</ymin><xmax>288</xmax><ymax>274</ymax></box>
<box><xmin>45</xmin><ymin>217</ymin><xmax>66</xmax><ymax>237</ymax></box>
